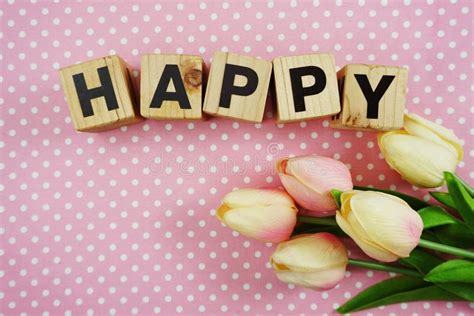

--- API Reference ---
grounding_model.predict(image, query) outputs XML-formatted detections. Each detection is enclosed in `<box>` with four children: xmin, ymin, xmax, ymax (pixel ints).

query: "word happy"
<box><xmin>59</xmin><ymin>51</ymin><xmax>408</xmax><ymax>132</ymax></box>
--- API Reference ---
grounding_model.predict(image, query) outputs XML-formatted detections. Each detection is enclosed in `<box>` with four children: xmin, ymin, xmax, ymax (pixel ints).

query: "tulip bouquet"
<box><xmin>216</xmin><ymin>113</ymin><xmax>474</xmax><ymax>313</ymax></box>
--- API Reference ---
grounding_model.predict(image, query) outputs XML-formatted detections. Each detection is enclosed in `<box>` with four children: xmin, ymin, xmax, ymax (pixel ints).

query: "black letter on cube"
<box><xmin>289</xmin><ymin>66</ymin><xmax>327</xmax><ymax>113</ymax></box>
<box><xmin>219</xmin><ymin>64</ymin><xmax>259</xmax><ymax>108</ymax></box>
<box><xmin>150</xmin><ymin>64</ymin><xmax>191</xmax><ymax>109</ymax></box>
<box><xmin>354</xmin><ymin>74</ymin><xmax>395</xmax><ymax>119</ymax></box>
<box><xmin>72</xmin><ymin>66</ymin><xmax>119</xmax><ymax>118</ymax></box>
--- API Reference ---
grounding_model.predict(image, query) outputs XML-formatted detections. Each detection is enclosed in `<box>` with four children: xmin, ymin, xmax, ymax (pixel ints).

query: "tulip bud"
<box><xmin>378</xmin><ymin>113</ymin><xmax>463</xmax><ymax>188</ymax></box>
<box><xmin>270</xmin><ymin>233</ymin><xmax>348</xmax><ymax>290</ymax></box>
<box><xmin>336</xmin><ymin>190</ymin><xmax>423</xmax><ymax>262</ymax></box>
<box><xmin>216</xmin><ymin>188</ymin><xmax>297</xmax><ymax>243</ymax></box>
<box><xmin>277</xmin><ymin>155</ymin><xmax>353</xmax><ymax>217</ymax></box>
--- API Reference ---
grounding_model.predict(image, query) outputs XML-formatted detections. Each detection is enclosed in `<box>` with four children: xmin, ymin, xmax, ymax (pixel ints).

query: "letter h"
<box><xmin>72</xmin><ymin>66</ymin><xmax>119</xmax><ymax>117</ymax></box>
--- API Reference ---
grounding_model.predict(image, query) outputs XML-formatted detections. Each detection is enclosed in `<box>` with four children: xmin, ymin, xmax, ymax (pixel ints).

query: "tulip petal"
<box><xmin>337</xmin><ymin>191</ymin><xmax>423</xmax><ymax>262</ymax></box>
<box><xmin>404</xmin><ymin>113</ymin><xmax>463</xmax><ymax>161</ymax></box>
<box><xmin>378</xmin><ymin>132</ymin><xmax>458</xmax><ymax>188</ymax></box>
<box><xmin>279</xmin><ymin>173</ymin><xmax>336</xmax><ymax>214</ymax></box>
<box><xmin>336</xmin><ymin>211</ymin><xmax>400</xmax><ymax>262</ymax></box>
<box><xmin>216</xmin><ymin>204</ymin><xmax>230</xmax><ymax>222</ymax></box>
<box><xmin>349</xmin><ymin>191</ymin><xmax>423</xmax><ymax>258</ymax></box>
<box><xmin>220</xmin><ymin>204</ymin><xmax>297</xmax><ymax>243</ymax></box>
<box><xmin>271</xmin><ymin>233</ymin><xmax>348</xmax><ymax>271</ymax></box>
<box><xmin>271</xmin><ymin>233</ymin><xmax>348</xmax><ymax>289</ymax></box>
<box><xmin>222</xmin><ymin>188</ymin><xmax>295</xmax><ymax>209</ymax></box>
<box><xmin>277</xmin><ymin>156</ymin><xmax>352</xmax><ymax>214</ymax></box>
<box><xmin>283</xmin><ymin>156</ymin><xmax>353</xmax><ymax>195</ymax></box>
<box><xmin>274</xmin><ymin>265</ymin><xmax>346</xmax><ymax>290</ymax></box>
<box><xmin>340</xmin><ymin>190</ymin><xmax>359</xmax><ymax>217</ymax></box>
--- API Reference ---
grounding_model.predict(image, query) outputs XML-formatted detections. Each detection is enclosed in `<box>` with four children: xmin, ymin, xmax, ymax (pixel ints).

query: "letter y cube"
<box><xmin>331</xmin><ymin>64</ymin><xmax>408</xmax><ymax>131</ymax></box>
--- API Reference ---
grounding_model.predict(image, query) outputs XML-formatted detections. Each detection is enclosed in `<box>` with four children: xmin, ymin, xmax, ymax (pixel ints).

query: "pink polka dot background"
<box><xmin>0</xmin><ymin>0</ymin><xmax>473</xmax><ymax>315</ymax></box>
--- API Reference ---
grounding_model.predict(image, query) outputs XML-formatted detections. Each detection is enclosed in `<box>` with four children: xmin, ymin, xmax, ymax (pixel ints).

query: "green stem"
<box><xmin>291</xmin><ymin>226</ymin><xmax>348</xmax><ymax>238</ymax></box>
<box><xmin>418</xmin><ymin>239</ymin><xmax>474</xmax><ymax>259</ymax></box>
<box><xmin>348</xmin><ymin>259</ymin><xmax>422</xmax><ymax>278</ymax></box>
<box><xmin>297</xmin><ymin>216</ymin><xmax>338</xmax><ymax>226</ymax></box>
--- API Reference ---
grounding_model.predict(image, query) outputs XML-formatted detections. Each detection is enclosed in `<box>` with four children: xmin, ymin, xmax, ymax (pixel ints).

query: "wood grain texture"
<box><xmin>203</xmin><ymin>51</ymin><xmax>272</xmax><ymax>123</ymax></box>
<box><xmin>140</xmin><ymin>54</ymin><xmax>203</xmax><ymax>120</ymax></box>
<box><xmin>273</xmin><ymin>54</ymin><xmax>340</xmax><ymax>123</ymax></box>
<box><xmin>331</xmin><ymin>64</ymin><xmax>408</xmax><ymax>131</ymax></box>
<box><xmin>59</xmin><ymin>55</ymin><xmax>142</xmax><ymax>132</ymax></box>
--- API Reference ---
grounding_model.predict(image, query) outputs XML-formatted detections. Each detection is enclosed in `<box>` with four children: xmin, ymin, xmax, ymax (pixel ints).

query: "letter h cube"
<box><xmin>59</xmin><ymin>55</ymin><xmax>142</xmax><ymax>132</ymax></box>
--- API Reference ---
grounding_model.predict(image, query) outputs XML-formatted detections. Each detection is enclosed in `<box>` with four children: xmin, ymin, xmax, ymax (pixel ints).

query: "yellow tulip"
<box><xmin>270</xmin><ymin>233</ymin><xmax>348</xmax><ymax>290</ymax></box>
<box><xmin>336</xmin><ymin>190</ymin><xmax>423</xmax><ymax>262</ymax></box>
<box><xmin>378</xmin><ymin>113</ymin><xmax>463</xmax><ymax>188</ymax></box>
<box><xmin>216</xmin><ymin>188</ymin><xmax>298</xmax><ymax>243</ymax></box>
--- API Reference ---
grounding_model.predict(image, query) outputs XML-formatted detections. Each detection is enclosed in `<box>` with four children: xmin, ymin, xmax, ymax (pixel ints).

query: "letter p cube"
<box><xmin>273</xmin><ymin>54</ymin><xmax>341</xmax><ymax>123</ymax></box>
<box><xmin>203</xmin><ymin>52</ymin><xmax>272</xmax><ymax>123</ymax></box>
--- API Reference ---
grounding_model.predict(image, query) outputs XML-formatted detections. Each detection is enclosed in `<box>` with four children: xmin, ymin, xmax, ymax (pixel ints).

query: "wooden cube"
<box><xmin>141</xmin><ymin>54</ymin><xmax>204</xmax><ymax>120</ymax></box>
<box><xmin>273</xmin><ymin>54</ymin><xmax>340</xmax><ymax>123</ymax></box>
<box><xmin>331</xmin><ymin>64</ymin><xmax>408</xmax><ymax>131</ymax></box>
<box><xmin>203</xmin><ymin>52</ymin><xmax>272</xmax><ymax>123</ymax></box>
<box><xmin>59</xmin><ymin>55</ymin><xmax>142</xmax><ymax>132</ymax></box>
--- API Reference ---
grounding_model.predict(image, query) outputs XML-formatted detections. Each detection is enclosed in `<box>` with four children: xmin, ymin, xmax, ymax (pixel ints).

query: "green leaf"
<box><xmin>450</xmin><ymin>172</ymin><xmax>474</xmax><ymax>198</ymax></box>
<box><xmin>400</xmin><ymin>248</ymin><xmax>443</xmax><ymax>274</ymax></box>
<box><xmin>331</xmin><ymin>189</ymin><xmax>342</xmax><ymax>209</ymax></box>
<box><xmin>354</xmin><ymin>185</ymin><xmax>429</xmax><ymax>210</ymax></box>
<box><xmin>445</xmin><ymin>172</ymin><xmax>474</xmax><ymax>229</ymax></box>
<box><xmin>337</xmin><ymin>276</ymin><xmax>424</xmax><ymax>313</ymax></box>
<box><xmin>430</xmin><ymin>192</ymin><xmax>457</xmax><ymax>209</ymax></box>
<box><xmin>425</xmin><ymin>259</ymin><xmax>474</xmax><ymax>283</ymax></box>
<box><xmin>436</xmin><ymin>282</ymin><xmax>474</xmax><ymax>301</ymax></box>
<box><xmin>431</xmin><ymin>223</ymin><xmax>474</xmax><ymax>249</ymax></box>
<box><xmin>420</xmin><ymin>230</ymin><xmax>441</xmax><ymax>243</ymax></box>
<box><xmin>418</xmin><ymin>206</ymin><xmax>458</xmax><ymax>229</ymax></box>
<box><xmin>336</xmin><ymin>276</ymin><xmax>462</xmax><ymax>314</ymax></box>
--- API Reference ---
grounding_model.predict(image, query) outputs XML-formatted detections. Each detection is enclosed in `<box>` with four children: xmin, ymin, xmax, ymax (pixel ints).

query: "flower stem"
<box><xmin>348</xmin><ymin>259</ymin><xmax>422</xmax><ymax>278</ymax></box>
<box><xmin>418</xmin><ymin>239</ymin><xmax>474</xmax><ymax>259</ymax></box>
<box><xmin>297</xmin><ymin>216</ymin><xmax>338</xmax><ymax>226</ymax></box>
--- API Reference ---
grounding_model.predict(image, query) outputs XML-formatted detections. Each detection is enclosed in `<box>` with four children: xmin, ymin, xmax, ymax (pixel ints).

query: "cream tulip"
<box><xmin>336</xmin><ymin>190</ymin><xmax>423</xmax><ymax>263</ymax></box>
<box><xmin>277</xmin><ymin>155</ymin><xmax>353</xmax><ymax>217</ymax></box>
<box><xmin>216</xmin><ymin>188</ymin><xmax>298</xmax><ymax>243</ymax></box>
<box><xmin>378</xmin><ymin>113</ymin><xmax>463</xmax><ymax>188</ymax></box>
<box><xmin>271</xmin><ymin>233</ymin><xmax>348</xmax><ymax>290</ymax></box>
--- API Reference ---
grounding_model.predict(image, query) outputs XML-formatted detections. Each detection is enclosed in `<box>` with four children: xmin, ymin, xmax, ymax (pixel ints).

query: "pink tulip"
<box><xmin>216</xmin><ymin>188</ymin><xmax>298</xmax><ymax>243</ymax></box>
<box><xmin>336</xmin><ymin>190</ymin><xmax>423</xmax><ymax>262</ymax></box>
<box><xmin>277</xmin><ymin>155</ymin><xmax>353</xmax><ymax>217</ymax></box>
<box><xmin>270</xmin><ymin>233</ymin><xmax>348</xmax><ymax>290</ymax></box>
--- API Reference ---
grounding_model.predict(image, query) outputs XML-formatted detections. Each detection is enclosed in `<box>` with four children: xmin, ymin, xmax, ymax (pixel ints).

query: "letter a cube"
<box><xmin>140</xmin><ymin>54</ymin><xmax>204</xmax><ymax>120</ymax></box>
<box><xmin>203</xmin><ymin>52</ymin><xmax>272</xmax><ymax>123</ymax></box>
<box><xmin>331</xmin><ymin>64</ymin><xmax>408</xmax><ymax>131</ymax></box>
<box><xmin>273</xmin><ymin>54</ymin><xmax>341</xmax><ymax>123</ymax></box>
<box><xmin>59</xmin><ymin>55</ymin><xmax>142</xmax><ymax>132</ymax></box>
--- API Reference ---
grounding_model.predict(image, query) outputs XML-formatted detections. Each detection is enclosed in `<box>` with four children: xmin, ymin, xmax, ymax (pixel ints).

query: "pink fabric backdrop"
<box><xmin>0</xmin><ymin>0</ymin><xmax>472</xmax><ymax>315</ymax></box>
